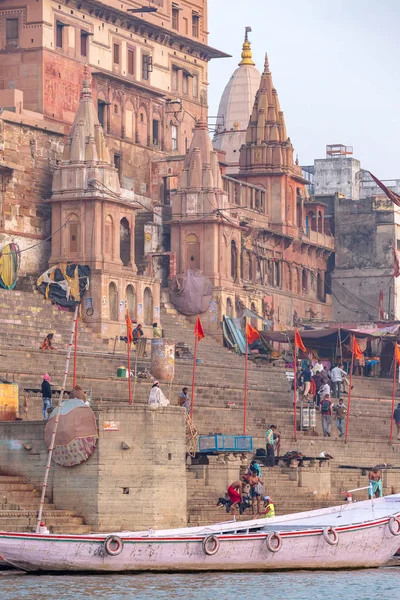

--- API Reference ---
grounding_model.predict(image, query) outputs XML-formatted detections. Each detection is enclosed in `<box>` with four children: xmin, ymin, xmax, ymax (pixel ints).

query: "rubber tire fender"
<box><xmin>322</xmin><ymin>526</ymin><xmax>339</xmax><ymax>546</ymax></box>
<box><xmin>104</xmin><ymin>535</ymin><xmax>124</xmax><ymax>556</ymax></box>
<box><xmin>202</xmin><ymin>534</ymin><xmax>220</xmax><ymax>556</ymax></box>
<box><xmin>266</xmin><ymin>532</ymin><xmax>282</xmax><ymax>553</ymax></box>
<box><xmin>388</xmin><ymin>516</ymin><xmax>400</xmax><ymax>536</ymax></box>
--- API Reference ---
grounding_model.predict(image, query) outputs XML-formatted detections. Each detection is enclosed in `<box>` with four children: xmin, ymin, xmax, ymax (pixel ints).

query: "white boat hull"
<box><xmin>1</xmin><ymin>496</ymin><xmax>400</xmax><ymax>572</ymax></box>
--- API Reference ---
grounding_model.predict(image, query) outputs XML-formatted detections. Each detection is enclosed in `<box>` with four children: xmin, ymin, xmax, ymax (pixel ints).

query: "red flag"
<box><xmin>246</xmin><ymin>323</ymin><xmax>260</xmax><ymax>345</ymax></box>
<box><xmin>367</xmin><ymin>172</ymin><xmax>400</xmax><ymax>208</ymax></box>
<box><xmin>352</xmin><ymin>335</ymin><xmax>364</xmax><ymax>360</ymax></box>
<box><xmin>394</xmin><ymin>247</ymin><xmax>400</xmax><ymax>278</ymax></box>
<box><xmin>394</xmin><ymin>343</ymin><xmax>400</xmax><ymax>365</ymax></box>
<box><xmin>126</xmin><ymin>309</ymin><xmax>133</xmax><ymax>344</ymax></box>
<box><xmin>378</xmin><ymin>288</ymin><xmax>384</xmax><ymax>320</ymax></box>
<box><xmin>194</xmin><ymin>316</ymin><xmax>205</xmax><ymax>342</ymax></box>
<box><xmin>294</xmin><ymin>328</ymin><xmax>306</xmax><ymax>352</ymax></box>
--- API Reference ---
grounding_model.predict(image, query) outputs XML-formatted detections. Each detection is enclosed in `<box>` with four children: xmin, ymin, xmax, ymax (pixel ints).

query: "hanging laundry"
<box><xmin>36</xmin><ymin>263</ymin><xmax>90</xmax><ymax>309</ymax></box>
<box><xmin>0</xmin><ymin>242</ymin><xmax>20</xmax><ymax>290</ymax></box>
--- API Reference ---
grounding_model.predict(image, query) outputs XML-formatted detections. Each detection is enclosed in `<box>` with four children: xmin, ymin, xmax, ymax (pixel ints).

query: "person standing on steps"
<box><xmin>265</xmin><ymin>424</ymin><xmax>277</xmax><ymax>467</ymax></box>
<box><xmin>41</xmin><ymin>374</ymin><xmax>52</xmax><ymax>420</ymax></box>
<box><xmin>333</xmin><ymin>397</ymin><xmax>347</xmax><ymax>438</ymax></box>
<box><xmin>321</xmin><ymin>394</ymin><xmax>332</xmax><ymax>437</ymax></box>
<box><xmin>178</xmin><ymin>387</ymin><xmax>190</xmax><ymax>413</ymax></box>
<box><xmin>393</xmin><ymin>402</ymin><xmax>400</xmax><ymax>440</ymax></box>
<box><xmin>330</xmin><ymin>363</ymin><xmax>347</xmax><ymax>399</ymax></box>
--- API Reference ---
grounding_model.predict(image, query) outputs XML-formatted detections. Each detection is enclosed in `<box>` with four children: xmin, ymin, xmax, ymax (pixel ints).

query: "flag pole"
<box><xmin>73</xmin><ymin>316</ymin><xmax>78</xmax><ymax>387</ymax></box>
<box><xmin>345</xmin><ymin>336</ymin><xmax>355</xmax><ymax>443</ymax></box>
<box><xmin>390</xmin><ymin>350</ymin><xmax>397</xmax><ymax>443</ymax></box>
<box><xmin>293</xmin><ymin>341</ymin><xmax>297</xmax><ymax>442</ymax></box>
<box><xmin>128</xmin><ymin>337</ymin><xmax>132</xmax><ymax>405</ymax></box>
<box><xmin>244</xmin><ymin>335</ymin><xmax>249</xmax><ymax>435</ymax></box>
<box><xmin>190</xmin><ymin>333</ymin><xmax>198</xmax><ymax>420</ymax></box>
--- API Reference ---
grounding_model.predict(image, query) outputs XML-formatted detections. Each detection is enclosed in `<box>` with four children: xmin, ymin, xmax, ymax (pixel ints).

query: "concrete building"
<box><xmin>212</xmin><ymin>29</ymin><xmax>261</xmax><ymax>174</ymax></box>
<box><xmin>308</xmin><ymin>144</ymin><xmax>400</xmax><ymax>322</ymax></box>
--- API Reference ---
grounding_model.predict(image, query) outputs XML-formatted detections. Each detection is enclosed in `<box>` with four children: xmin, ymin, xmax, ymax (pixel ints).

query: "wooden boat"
<box><xmin>1</xmin><ymin>495</ymin><xmax>400</xmax><ymax>572</ymax></box>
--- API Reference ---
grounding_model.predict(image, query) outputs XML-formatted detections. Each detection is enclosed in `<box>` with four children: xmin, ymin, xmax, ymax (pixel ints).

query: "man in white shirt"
<box><xmin>312</xmin><ymin>361</ymin><xmax>323</xmax><ymax>376</ymax></box>
<box><xmin>330</xmin><ymin>363</ymin><xmax>347</xmax><ymax>399</ymax></box>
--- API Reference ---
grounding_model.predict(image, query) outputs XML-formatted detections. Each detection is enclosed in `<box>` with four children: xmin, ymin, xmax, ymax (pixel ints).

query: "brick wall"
<box><xmin>0</xmin><ymin>114</ymin><xmax>64</xmax><ymax>275</ymax></box>
<box><xmin>0</xmin><ymin>405</ymin><xmax>187</xmax><ymax>532</ymax></box>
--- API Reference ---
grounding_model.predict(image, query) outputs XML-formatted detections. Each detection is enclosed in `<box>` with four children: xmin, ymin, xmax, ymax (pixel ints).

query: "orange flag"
<box><xmin>246</xmin><ymin>323</ymin><xmax>260</xmax><ymax>345</ymax></box>
<box><xmin>294</xmin><ymin>328</ymin><xmax>306</xmax><ymax>352</ymax></box>
<box><xmin>126</xmin><ymin>309</ymin><xmax>133</xmax><ymax>344</ymax></box>
<box><xmin>394</xmin><ymin>343</ymin><xmax>400</xmax><ymax>365</ymax></box>
<box><xmin>352</xmin><ymin>335</ymin><xmax>364</xmax><ymax>360</ymax></box>
<box><xmin>194</xmin><ymin>316</ymin><xmax>205</xmax><ymax>342</ymax></box>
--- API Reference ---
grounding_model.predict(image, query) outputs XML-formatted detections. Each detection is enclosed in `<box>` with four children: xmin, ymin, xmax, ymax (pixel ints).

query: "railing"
<box><xmin>198</xmin><ymin>434</ymin><xmax>253</xmax><ymax>453</ymax></box>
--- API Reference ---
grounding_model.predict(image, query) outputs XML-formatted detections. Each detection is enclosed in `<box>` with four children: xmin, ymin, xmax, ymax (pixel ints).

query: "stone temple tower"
<box><xmin>50</xmin><ymin>66</ymin><xmax>160</xmax><ymax>337</ymax></box>
<box><xmin>171</xmin><ymin>117</ymin><xmax>240</xmax><ymax>289</ymax></box>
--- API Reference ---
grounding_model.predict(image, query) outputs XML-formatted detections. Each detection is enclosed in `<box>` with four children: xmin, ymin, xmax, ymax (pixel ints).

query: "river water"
<box><xmin>2</xmin><ymin>569</ymin><xmax>400</xmax><ymax>600</ymax></box>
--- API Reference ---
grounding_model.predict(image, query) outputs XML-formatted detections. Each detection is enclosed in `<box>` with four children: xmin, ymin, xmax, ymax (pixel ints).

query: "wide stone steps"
<box><xmin>0</xmin><ymin>476</ymin><xmax>91</xmax><ymax>534</ymax></box>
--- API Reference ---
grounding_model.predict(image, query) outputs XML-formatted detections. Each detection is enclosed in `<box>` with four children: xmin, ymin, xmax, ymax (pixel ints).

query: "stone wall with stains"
<box><xmin>332</xmin><ymin>195</ymin><xmax>397</xmax><ymax>321</ymax></box>
<box><xmin>0</xmin><ymin>404</ymin><xmax>187</xmax><ymax>531</ymax></box>
<box><xmin>0</xmin><ymin>110</ymin><xmax>64</xmax><ymax>275</ymax></box>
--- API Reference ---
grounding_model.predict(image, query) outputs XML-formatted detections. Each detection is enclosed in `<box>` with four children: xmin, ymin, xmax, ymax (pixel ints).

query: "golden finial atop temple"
<box><xmin>239</xmin><ymin>26</ymin><xmax>255</xmax><ymax>66</ymax></box>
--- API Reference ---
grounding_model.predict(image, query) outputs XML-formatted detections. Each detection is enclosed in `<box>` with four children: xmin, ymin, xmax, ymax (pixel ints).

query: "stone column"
<box><xmin>151</xmin><ymin>338</ymin><xmax>175</xmax><ymax>382</ymax></box>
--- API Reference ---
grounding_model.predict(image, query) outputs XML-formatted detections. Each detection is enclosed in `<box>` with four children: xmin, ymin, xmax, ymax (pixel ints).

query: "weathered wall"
<box><xmin>332</xmin><ymin>196</ymin><xmax>396</xmax><ymax>321</ymax></box>
<box><xmin>314</xmin><ymin>156</ymin><xmax>361</xmax><ymax>200</ymax></box>
<box><xmin>0</xmin><ymin>405</ymin><xmax>187</xmax><ymax>531</ymax></box>
<box><xmin>0</xmin><ymin>111</ymin><xmax>64</xmax><ymax>276</ymax></box>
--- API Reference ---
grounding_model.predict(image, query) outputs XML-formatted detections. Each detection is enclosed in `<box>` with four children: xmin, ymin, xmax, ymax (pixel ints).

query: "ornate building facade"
<box><xmin>171</xmin><ymin>47</ymin><xmax>334</xmax><ymax>336</ymax></box>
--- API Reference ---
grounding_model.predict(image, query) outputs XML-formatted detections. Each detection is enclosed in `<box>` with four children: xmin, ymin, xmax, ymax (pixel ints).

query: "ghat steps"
<box><xmin>0</xmin><ymin>476</ymin><xmax>91</xmax><ymax>534</ymax></box>
<box><xmin>0</xmin><ymin>288</ymin><xmax>400</xmax><ymax>530</ymax></box>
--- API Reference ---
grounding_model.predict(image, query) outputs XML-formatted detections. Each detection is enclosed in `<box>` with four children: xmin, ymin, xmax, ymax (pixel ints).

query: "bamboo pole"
<box><xmin>36</xmin><ymin>304</ymin><xmax>79</xmax><ymax>533</ymax></box>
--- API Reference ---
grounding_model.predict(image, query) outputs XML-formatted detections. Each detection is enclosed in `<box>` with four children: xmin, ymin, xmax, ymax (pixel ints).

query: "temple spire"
<box><xmin>239</xmin><ymin>26</ymin><xmax>255</xmax><ymax>66</ymax></box>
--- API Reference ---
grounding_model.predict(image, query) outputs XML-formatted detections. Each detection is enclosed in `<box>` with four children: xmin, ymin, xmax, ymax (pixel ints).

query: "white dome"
<box><xmin>213</xmin><ymin>63</ymin><xmax>261</xmax><ymax>173</ymax></box>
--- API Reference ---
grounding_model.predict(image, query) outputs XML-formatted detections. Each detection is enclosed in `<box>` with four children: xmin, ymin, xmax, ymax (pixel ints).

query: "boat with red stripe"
<box><xmin>1</xmin><ymin>494</ymin><xmax>400</xmax><ymax>572</ymax></box>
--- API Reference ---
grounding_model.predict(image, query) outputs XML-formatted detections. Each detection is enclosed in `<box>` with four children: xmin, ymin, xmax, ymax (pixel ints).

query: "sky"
<box><xmin>208</xmin><ymin>0</ymin><xmax>400</xmax><ymax>178</ymax></box>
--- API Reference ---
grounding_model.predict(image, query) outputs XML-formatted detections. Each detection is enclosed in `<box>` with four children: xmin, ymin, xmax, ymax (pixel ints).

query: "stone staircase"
<box><xmin>0</xmin><ymin>476</ymin><xmax>91</xmax><ymax>533</ymax></box>
<box><xmin>2</xmin><ymin>287</ymin><xmax>400</xmax><ymax>530</ymax></box>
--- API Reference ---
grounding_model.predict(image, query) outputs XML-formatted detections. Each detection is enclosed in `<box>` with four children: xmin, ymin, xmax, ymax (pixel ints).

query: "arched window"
<box><xmin>241</xmin><ymin>251</ymin><xmax>249</xmax><ymax>281</ymax></box>
<box><xmin>275</xmin><ymin>261</ymin><xmax>281</xmax><ymax>287</ymax></box>
<box><xmin>109</xmin><ymin>282</ymin><xmax>118</xmax><ymax>321</ymax></box>
<box><xmin>250</xmin><ymin>302</ymin><xmax>258</xmax><ymax>329</ymax></box>
<box><xmin>120</xmin><ymin>217</ymin><xmax>131</xmax><ymax>267</ymax></box>
<box><xmin>297</xmin><ymin>202</ymin><xmax>302</xmax><ymax>229</ymax></box>
<box><xmin>138</xmin><ymin>107</ymin><xmax>148</xmax><ymax>146</ymax></box>
<box><xmin>318</xmin><ymin>210</ymin><xmax>323</xmax><ymax>233</ymax></box>
<box><xmin>317</xmin><ymin>272</ymin><xmax>325</xmax><ymax>302</ymax></box>
<box><xmin>143</xmin><ymin>287</ymin><xmax>153</xmax><ymax>325</ymax></box>
<box><xmin>105</xmin><ymin>215</ymin><xmax>114</xmax><ymax>257</ymax></box>
<box><xmin>302</xmin><ymin>269</ymin><xmax>308</xmax><ymax>294</ymax></box>
<box><xmin>125</xmin><ymin>102</ymin><xmax>135</xmax><ymax>140</ymax></box>
<box><xmin>286</xmin><ymin>264</ymin><xmax>292</xmax><ymax>292</ymax></box>
<box><xmin>226</xmin><ymin>297</ymin><xmax>233</xmax><ymax>318</ymax></box>
<box><xmin>248</xmin><ymin>252</ymin><xmax>253</xmax><ymax>282</ymax></box>
<box><xmin>67</xmin><ymin>214</ymin><xmax>80</xmax><ymax>255</ymax></box>
<box><xmin>307</xmin><ymin>211</ymin><xmax>317</xmax><ymax>232</ymax></box>
<box><xmin>126</xmin><ymin>285</ymin><xmax>136</xmax><ymax>320</ymax></box>
<box><xmin>186</xmin><ymin>233</ymin><xmax>200</xmax><ymax>270</ymax></box>
<box><xmin>297</xmin><ymin>268</ymin><xmax>301</xmax><ymax>296</ymax></box>
<box><xmin>231</xmin><ymin>240</ymin><xmax>238</xmax><ymax>281</ymax></box>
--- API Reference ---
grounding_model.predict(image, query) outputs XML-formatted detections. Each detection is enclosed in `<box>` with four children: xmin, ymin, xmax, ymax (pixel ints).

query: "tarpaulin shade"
<box><xmin>169</xmin><ymin>269</ymin><xmax>212</xmax><ymax>316</ymax></box>
<box><xmin>0</xmin><ymin>243</ymin><xmax>20</xmax><ymax>290</ymax></box>
<box><xmin>36</xmin><ymin>263</ymin><xmax>90</xmax><ymax>310</ymax></box>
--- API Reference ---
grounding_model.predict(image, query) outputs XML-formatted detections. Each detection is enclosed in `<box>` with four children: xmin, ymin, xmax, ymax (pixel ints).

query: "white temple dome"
<box><xmin>213</xmin><ymin>31</ymin><xmax>261</xmax><ymax>174</ymax></box>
